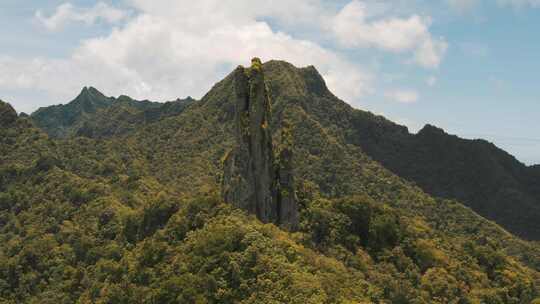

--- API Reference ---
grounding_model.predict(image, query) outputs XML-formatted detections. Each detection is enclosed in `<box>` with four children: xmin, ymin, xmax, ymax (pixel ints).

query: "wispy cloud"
<box><xmin>385</xmin><ymin>89</ymin><xmax>419</xmax><ymax>103</ymax></box>
<box><xmin>35</xmin><ymin>2</ymin><xmax>129</xmax><ymax>31</ymax></box>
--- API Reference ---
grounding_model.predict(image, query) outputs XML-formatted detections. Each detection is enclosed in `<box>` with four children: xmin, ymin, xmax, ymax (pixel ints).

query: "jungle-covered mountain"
<box><xmin>346</xmin><ymin>113</ymin><xmax>540</xmax><ymax>241</ymax></box>
<box><xmin>29</xmin><ymin>63</ymin><xmax>540</xmax><ymax>241</ymax></box>
<box><xmin>1</xmin><ymin>60</ymin><xmax>540</xmax><ymax>303</ymax></box>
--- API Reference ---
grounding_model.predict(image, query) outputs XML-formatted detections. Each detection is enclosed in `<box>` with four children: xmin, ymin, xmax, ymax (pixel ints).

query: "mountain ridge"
<box><xmin>344</xmin><ymin>107</ymin><xmax>540</xmax><ymax>239</ymax></box>
<box><xmin>23</xmin><ymin>60</ymin><xmax>540</xmax><ymax>239</ymax></box>
<box><xmin>30</xmin><ymin>87</ymin><xmax>195</xmax><ymax>139</ymax></box>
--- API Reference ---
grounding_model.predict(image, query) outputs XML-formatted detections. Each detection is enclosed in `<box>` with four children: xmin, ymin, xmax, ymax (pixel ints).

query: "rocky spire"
<box><xmin>0</xmin><ymin>100</ymin><xmax>18</xmax><ymax>127</ymax></box>
<box><xmin>222</xmin><ymin>58</ymin><xmax>298</xmax><ymax>230</ymax></box>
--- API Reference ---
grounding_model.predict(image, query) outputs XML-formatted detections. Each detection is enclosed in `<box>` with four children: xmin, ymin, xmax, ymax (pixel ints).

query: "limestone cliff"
<box><xmin>222</xmin><ymin>58</ymin><xmax>298</xmax><ymax>229</ymax></box>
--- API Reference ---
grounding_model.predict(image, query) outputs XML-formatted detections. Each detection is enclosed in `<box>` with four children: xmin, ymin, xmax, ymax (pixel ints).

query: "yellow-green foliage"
<box><xmin>251</xmin><ymin>57</ymin><xmax>263</xmax><ymax>71</ymax></box>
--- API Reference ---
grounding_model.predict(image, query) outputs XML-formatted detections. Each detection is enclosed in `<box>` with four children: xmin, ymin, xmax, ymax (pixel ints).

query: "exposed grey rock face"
<box><xmin>0</xmin><ymin>100</ymin><xmax>17</xmax><ymax>127</ymax></box>
<box><xmin>222</xmin><ymin>58</ymin><xmax>298</xmax><ymax>230</ymax></box>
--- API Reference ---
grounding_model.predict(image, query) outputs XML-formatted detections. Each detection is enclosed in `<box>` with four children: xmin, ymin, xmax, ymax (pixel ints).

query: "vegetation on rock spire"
<box><xmin>222</xmin><ymin>58</ymin><xmax>299</xmax><ymax>229</ymax></box>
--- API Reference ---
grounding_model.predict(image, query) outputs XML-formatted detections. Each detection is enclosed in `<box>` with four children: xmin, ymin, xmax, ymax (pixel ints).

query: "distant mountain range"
<box><xmin>31</xmin><ymin>86</ymin><xmax>194</xmax><ymax>138</ymax></box>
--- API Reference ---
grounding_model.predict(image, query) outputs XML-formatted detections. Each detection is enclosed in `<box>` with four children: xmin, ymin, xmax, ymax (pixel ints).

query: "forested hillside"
<box><xmin>1</xmin><ymin>61</ymin><xmax>540</xmax><ymax>303</ymax></box>
<box><xmin>31</xmin><ymin>87</ymin><xmax>194</xmax><ymax>139</ymax></box>
<box><xmin>258</xmin><ymin>62</ymin><xmax>540</xmax><ymax>241</ymax></box>
<box><xmin>344</xmin><ymin>114</ymin><xmax>540</xmax><ymax>240</ymax></box>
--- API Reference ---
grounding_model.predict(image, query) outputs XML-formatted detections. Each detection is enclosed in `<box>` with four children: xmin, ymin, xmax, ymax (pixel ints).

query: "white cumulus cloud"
<box><xmin>330</xmin><ymin>0</ymin><xmax>447</xmax><ymax>68</ymax></box>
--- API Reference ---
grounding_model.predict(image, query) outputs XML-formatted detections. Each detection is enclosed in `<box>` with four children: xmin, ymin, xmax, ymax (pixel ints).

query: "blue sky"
<box><xmin>0</xmin><ymin>0</ymin><xmax>539</xmax><ymax>165</ymax></box>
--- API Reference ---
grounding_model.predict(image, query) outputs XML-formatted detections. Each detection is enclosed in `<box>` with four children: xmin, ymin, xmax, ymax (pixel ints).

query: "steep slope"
<box><xmin>31</xmin><ymin>87</ymin><xmax>194</xmax><ymax>138</ymax></box>
<box><xmin>344</xmin><ymin>115</ymin><xmax>540</xmax><ymax>240</ymax></box>
<box><xmin>31</xmin><ymin>87</ymin><xmax>114</xmax><ymax>137</ymax></box>
<box><xmin>2</xmin><ymin>60</ymin><xmax>540</xmax><ymax>303</ymax></box>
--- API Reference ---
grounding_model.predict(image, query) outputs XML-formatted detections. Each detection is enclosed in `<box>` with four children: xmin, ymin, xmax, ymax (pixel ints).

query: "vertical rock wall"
<box><xmin>222</xmin><ymin>58</ymin><xmax>298</xmax><ymax>229</ymax></box>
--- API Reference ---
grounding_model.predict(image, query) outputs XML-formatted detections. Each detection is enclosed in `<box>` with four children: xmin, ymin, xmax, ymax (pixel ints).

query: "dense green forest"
<box><xmin>344</xmin><ymin>111</ymin><xmax>540</xmax><ymax>240</ymax></box>
<box><xmin>1</xmin><ymin>60</ymin><xmax>540</xmax><ymax>303</ymax></box>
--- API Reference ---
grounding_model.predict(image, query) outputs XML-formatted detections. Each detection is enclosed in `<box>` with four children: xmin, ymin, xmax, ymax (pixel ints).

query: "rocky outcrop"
<box><xmin>222</xmin><ymin>58</ymin><xmax>298</xmax><ymax>230</ymax></box>
<box><xmin>0</xmin><ymin>100</ymin><xmax>18</xmax><ymax>127</ymax></box>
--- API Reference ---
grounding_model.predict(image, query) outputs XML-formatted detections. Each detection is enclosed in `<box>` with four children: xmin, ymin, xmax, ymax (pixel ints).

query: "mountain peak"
<box><xmin>78</xmin><ymin>86</ymin><xmax>90</xmax><ymax>96</ymax></box>
<box><xmin>417</xmin><ymin>123</ymin><xmax>446</xmax><ymax>136</ymax></box>
<box><xmin>75</xmin><ymin>86</ymin><xmax>107</xmax><ymax>102</ymax></box>
<box><xmin>70</xmin><ymin>86</ymin><xmax>112</xmax><ymax>112</ymax></box>
<box><xmin>0</xmin><ymin>99</ymin><xmax>18</xmax><ymax>127</ymax></box>
<box><xmin>30</xmin><ymin>86</ymin><xmax>113</xmax><ymax>138</ymax></box>
<box><xmin>299</xmin><ymin>65</ymin><xmax>330</xmax><ymax>96</ymax></box>
<box><xmin>260</xmin><ymin>60</ymin><xmax>330</xmax><ymax>99</ymax></box>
